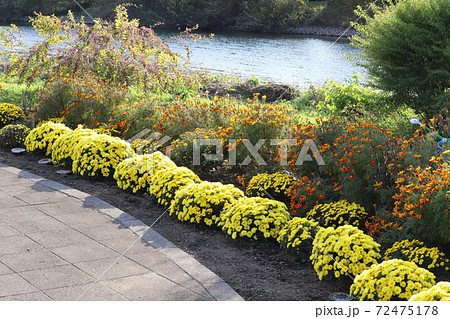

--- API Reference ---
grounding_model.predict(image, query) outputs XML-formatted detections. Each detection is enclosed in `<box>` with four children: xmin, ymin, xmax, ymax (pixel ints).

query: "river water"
<box><xmin>7</xmin><ymin>26</ymin><xmax>366</xmax><ymax>88</ymax></box>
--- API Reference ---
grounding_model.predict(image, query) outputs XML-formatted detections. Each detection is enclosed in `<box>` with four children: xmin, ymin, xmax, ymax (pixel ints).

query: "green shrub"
<box><xmin>352</xmin><ymin>0</ymin><xmax>450</xmax><ymax>117</ymax></box>
<box><xmin>0</xmin><ymin>124</ymin><xmax>30</xmax><ymax>148</ymax></box>
<box><xmin>0</xmin><ymin>103</ymin><xmax>24</xmax><ymax>129</ymax></box>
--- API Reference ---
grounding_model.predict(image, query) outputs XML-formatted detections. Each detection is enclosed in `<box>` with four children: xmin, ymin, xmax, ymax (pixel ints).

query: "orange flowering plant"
<box><xmin>287</xmin><ymin>117</ymin><xmax>394</xmax><ymax>216</ymax></box>
<box><xmin>392</xmin><ymin>158</ymin><xmax>450</xmax><ymax>246</ymax></box>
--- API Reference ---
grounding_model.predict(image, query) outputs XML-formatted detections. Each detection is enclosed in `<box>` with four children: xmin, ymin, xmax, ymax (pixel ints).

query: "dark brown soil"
<box><xmin>0</xmin><ymin>148</ymin><xmax>353</xmax><ymax>301</ymax></box>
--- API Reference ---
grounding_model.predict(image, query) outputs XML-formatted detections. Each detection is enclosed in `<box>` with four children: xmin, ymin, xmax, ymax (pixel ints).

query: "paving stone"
<box><xmin>27</xmin><ymin>228</ymin><xmax>93</xmax><ymax>249</ymax></box>
<box><xmin>53</xmin><ymin>210</ymin><xmax>114</xmax><ymax>227</ymax></box>
<box><xmin>0</xmin><ymin>273</ymin><xmax>39</xmax><ymax>297</ymax></box>
<box><xmin>50</xmin><ymin>242</ymin><xmax>119</xmax><ymax>264</ymax></box>
<box><xmin>0</xmin><ymin>291</ymin><xmax>52</xmax><ymax>301</ymax></box>
<box><xmin>0</xmin><ymin>192</ymin><xmax>27</xmax><ymax>208</ymax></box>
<box><xmin>11</xmin><ymin>215</ymin><xmax>69</xmax><ymax>234</ymax></box>
<box><xmin>126</xmin><ymin>251</ymin><xmax>211</xmax><ymax>298</ymax></box>
<box><xmin>13</xmin><ymin>189</ymin><xmax>70</xmax><ymax>205</ymax></box>
<box><xmin>76</xmin><ymin>222</ymin><xmax>140</xmax><ymax>242</ymax></box>
<box><xmin>0</xmin><ymin>262</ymin><xmax>13</xmax><ymax>275</ymax></box>
<box><xmin>20</xmin><ymin>264</ymin><xmax>95</xmax><ymax>290</ymax></box>
<box><xmin>103</xmin><ymin>272</ymin><xmax>212</xmax><ymax>301</ymax></box>
<box><xmin>99</xmin><ymin>236</ymin><xmax>155</xmax><ymax>255</ymax></box>
<box><xmin>33</xmin><ymin>201</ymin><xmax>95</xmax><ymax>216</ymax></box>
<box><xmin>0</xmin><ymin>205</ymin><xmax>47</xmax><ymax>224</ymax></box>
<box><xmin>74</xmin><ymin>256</ymin><xmax>149</xmax><ymax>281</ymax></box>
<box><xmin>0</xmin><ymin>235</ymin><xmax>44</xmax><ymax>256</ymax></box>
<box><xmin>44</xmin><ymin>282</ymin><xmax>128</xmax><ymax>301</ymax></box>
<box><xmin>0</xmin><ymin>222</ymin><xmax>19</xmax><ymax>238</ymax></box>
<box><xmin>1</xmin><ymin>249</ymin><xmax>68</xmax><ymax>272</ymax></box>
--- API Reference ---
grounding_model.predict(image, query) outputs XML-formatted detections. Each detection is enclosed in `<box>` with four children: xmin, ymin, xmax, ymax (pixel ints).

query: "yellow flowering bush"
<box><xmin>245</xmin><ymin>172</ymin><xmax>294</xmax><ymax>205</ymax></box>
<box><xmin>384</xmin><ymin>239</ymin><xmax>449</xmax><ymax>272</ymax></box>
<box><xmin>114</xmin><ymin>152</ymin><xmax>177</xmax><ymax>193</ymax></box>
<box><xmin>72</xmin><ymin>134</ymin><xmax>134</xmax><ymax>177</ymax></box>
<box><xmin>170</xmin><ymin>182</ymin><xmax>244</xmax><ymax>226</ymax></box>
<box><xmin>277</xmin><ymin>217</ymin><xmax>323</xmax><ymax>262</ymax></box>
<box><xmin>409</xmin><ymin>281</ymin><xmax>450</xmax><ymax>301</ymax></box>
<box><xmin>0</xmin><ymin>124</ymin><xmax>30</xmax><ymax>148</ymax></box>
<box><xmin>218</xmin><ymin>197</ymin><xmax>290</xmax><ymax>240</ymax></box>
<box><xmin>311</xmin><ymin>225</ymin><xmax>381</xmax><ymax>280</ymax></box>
<box><xmin>306</xmin><ymin>200</ymin><xmax>368</xmax><ymax>228</ymax></box>
<box><xmin>0</xmin><ymin>103</ymin><xmax>25</xmax><ymax>129</ymax></box>
<box><xmin>149</xmin><ymin>167</ymin><xmax>201</xmax><ymax>206</ymax></box>
<box><xmin>350</xmin><ymin>259</ymin><xmax>436</xmax><ymax>301</ymax></box>
<box><xmin>52</xmin><ymin>127</ymin><xmax>98</xmax><ymax>166</ymax></box>
<box><xmin>24</xmin><ymin>122</ymin><xmax>72</xmax><ymax>156</ymax></box>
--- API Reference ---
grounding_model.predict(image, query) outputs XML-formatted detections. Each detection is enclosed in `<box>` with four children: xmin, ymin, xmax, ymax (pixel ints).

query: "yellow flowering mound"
<box><xmin>409</xmin><ymin>281</ymin><xmax>450</xmax><ymax>301</ymax></box>
<box><xmin>149</xmin><ymin>167</ymin><xmax>201</xmax><ymax>206</ymax></box>
<box><xmin>170</xmin><ymin>182</ymin><xmax>244</xmax><ymax>226</ymax></box>
<box><xmin>218</xmin><ymin>197</ymin><xmax>290</xmax><ymax>240</ymax></box>
<box><xmin>350</xmin><ymin>259</ymin><xmax>436</xmax><ymax>301</ymax></box>
<box><xmin>24</xmin><ymin>122</ymin><xmax>72</xmax><ymax>156</ymax></box>
<box><xmin>277</xmin><ymin>217</ymin><xmax>323</xmax><ymax>262</ymax></box>
<box><xmin>0</xmin><ymin>124</ymin><xmax>30</xmax><ymax>148</ymax></box>
<box><xmin>72</xmin><ymin>134</ymin><xmax>134</xmax><ymax>177</ymax></box>
<box><xmin>114</xmin><ymin>152</ymin><xmax>177</xmax><ymax>193</ymax></box>
<box><xmin>245</xmin><ymin>172</ymin><xmax>294</xmax><ymax>204</ymax></box>
<box><xmin>384</xmin><ymin>239</ymin><xmax>449</xmax><ymax>272</ymax></box>
<box><xmin>52</xmin><ymin>127</ymin><xmax>98</xmax><ymax>166</ymax></box>
<box><xmin>311</xmin><ymin>225</ymin><xmax>381</xmax><ymax>280</ymax></box>
<box><xmin>0</xmin><ymin>103</ymin><xmax>25</xmax><ymax>129</ymax></box>
<box><xmin>306</xmin><ymin>200</ymin><xmax>368</xmax><ymax>228</ymax></box>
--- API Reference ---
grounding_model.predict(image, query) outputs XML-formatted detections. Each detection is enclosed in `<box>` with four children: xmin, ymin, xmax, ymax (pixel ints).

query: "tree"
<box><xmin>351</xmin><ymin>0</ymin><xmax>450</xmax><ymax>117</ymax></box>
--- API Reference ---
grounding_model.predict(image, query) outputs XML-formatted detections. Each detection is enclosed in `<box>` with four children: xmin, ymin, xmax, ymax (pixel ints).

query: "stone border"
<box><xmin>0</xmin><ymin>163</ymin><xmax>244</xmax><ymax>301</ymax></box>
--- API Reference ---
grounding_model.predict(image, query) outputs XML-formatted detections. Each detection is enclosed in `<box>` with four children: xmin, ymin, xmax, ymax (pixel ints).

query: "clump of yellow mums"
<box><xmin>311</xmin><ymin>225</ymin><xmax>380</xmax><ymax>280</ymax></box>
<box><xmin>114</xmin><ymin>152</ymin><xmax>177</xmax><ymax>193</ymax></box>
<box><xmin>218</xmin><ymin>197</ymin><xmax>290</xmax><ymax>240</ymax></box>
<box><xmin>306</xmin><ymin>200</ymin><xmax>368</xmax><ymax>228</ymax></box>
<box><xmin>384</xmin><ymin>239</ymin><xmax>449</xmax><ymax>272</ymax></box>
<box><xmin>0</xmin><ymin>124</ymin><xmax>30</xmax><ymax>148</ymax></box>
<box><xmin>52</xmin><ymin>126</ymin><xmax>98</xmax><ymax>166</ymax></box>
<box><xmin>149</xmin><ymin>167</ymin><xmax>201</xmax><ymax>206</ymax></box>
<box><xmin>245</xmin><ymin>172</ymin><xmax>294</xmax><ymax>204</ymax></box>
<box><xmin>25</xmin><ymin>122</ymin><xmax>72</xmax><ymax>156</ymax></box>
<box><xmin>170</xmin><ymin>182</ymin><xmax>244</xmax><ymax>226</ymax></box>
<box><xmin>0</xmin><ymin>103</ymin><xmax>24</xmax><ymax>129</ymax></box>
<box><xmin>131</xmin><ymin>138</ymin><xmax>164</xmax><ymax>155</ymax></box>
<box><xmin>277</xmin><ymin>217</ymin><xmax>323</xmax><ymax>262</ymax></box>
<box><xmin>409</xmin><ymin>281</ymin><xmax>450</xmax><ymax>301</ymax></box>
<box><xmin>72</xmin><ymin>134</ymin><xmax>134</xmax><ymax>177</ymax></box>
<box><xmin>350</xmin><ymin>259</ymin><xmax>436</xmax><ymax>301</ymax></box>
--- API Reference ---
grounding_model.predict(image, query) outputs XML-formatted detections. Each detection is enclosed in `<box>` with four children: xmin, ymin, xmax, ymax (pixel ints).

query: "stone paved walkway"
<box><xmin>0</xmin><ymin>163</ymin><xmax>243</xmax><ymax>301</ymax></box>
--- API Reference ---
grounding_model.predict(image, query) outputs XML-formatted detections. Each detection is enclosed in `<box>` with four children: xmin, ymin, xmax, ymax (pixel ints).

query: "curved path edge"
<box><xmin>0</xmin><ymin>163</ymin><xmax>244</xmax><ymax>301</ymax></box>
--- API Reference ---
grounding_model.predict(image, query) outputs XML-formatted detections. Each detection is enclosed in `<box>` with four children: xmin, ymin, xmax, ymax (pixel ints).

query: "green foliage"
<box><xmin>0</xmin><ymin>123</ymin><xmax>30</xmax><ymax>148</ymax></box>
<box><xmin>352</xmin><ymin>0</ymin><xmax>450</xmax><ymax>117</ymax></box>
<box><xmin>316</xmin><ymin>75</ymin><xmax>392</xmax><ymax>115</ymax></box>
